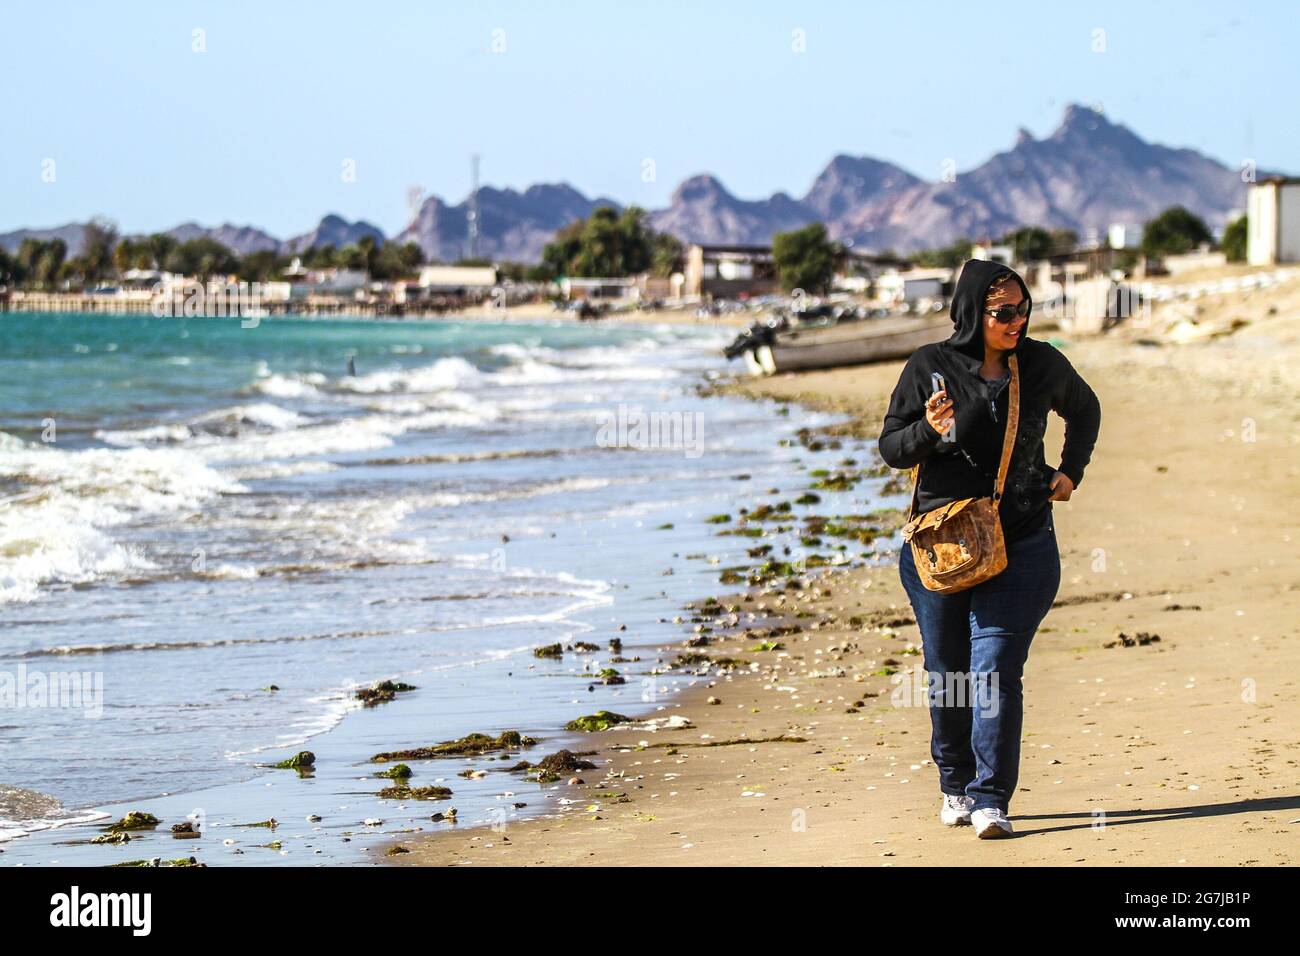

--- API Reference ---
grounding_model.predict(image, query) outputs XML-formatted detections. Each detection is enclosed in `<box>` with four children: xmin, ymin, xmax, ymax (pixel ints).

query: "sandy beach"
<box><xmin>390</xmin><ymin>270</ymin><xmax>1300</xmax><ymax>867</ymax></box>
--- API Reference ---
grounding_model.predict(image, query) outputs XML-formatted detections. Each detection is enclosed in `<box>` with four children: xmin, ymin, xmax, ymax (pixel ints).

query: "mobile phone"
<box><xmin>931</xmin><ymin>371</ymin><xmax>946</xmax><ymax>394</ymax></box>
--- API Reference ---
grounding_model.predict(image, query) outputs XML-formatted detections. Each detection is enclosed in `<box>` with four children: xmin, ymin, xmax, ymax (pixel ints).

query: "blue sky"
<box><xmin>3</xmin><ymin>0</ymin><xmax>1294</xmax><ymax>238</ymax></box>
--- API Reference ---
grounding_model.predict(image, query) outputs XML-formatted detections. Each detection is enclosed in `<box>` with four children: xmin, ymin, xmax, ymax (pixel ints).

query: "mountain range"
<box><xmin>1</xmin><ymin>105</ymin><xmax>1264</xmax><ymax>264</ymax></box>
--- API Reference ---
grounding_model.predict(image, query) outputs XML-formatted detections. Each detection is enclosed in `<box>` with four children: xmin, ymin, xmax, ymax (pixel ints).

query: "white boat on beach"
<box><xmin>724</xmin><ymin>315</ymin><xmax>952</xmax><ymax>375</ymax></box>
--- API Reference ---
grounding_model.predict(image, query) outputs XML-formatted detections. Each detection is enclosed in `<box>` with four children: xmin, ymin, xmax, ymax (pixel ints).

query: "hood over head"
<box><xmin>945</xmin><ymin>259</ymin><xmax>1032</xmax><ymax>359</ymax></box>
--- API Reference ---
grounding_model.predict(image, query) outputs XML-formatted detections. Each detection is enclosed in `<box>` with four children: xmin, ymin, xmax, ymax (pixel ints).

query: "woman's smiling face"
<box><xmin>983</xmin><ymin>278</ymin><xmax>1027</xmax><ymax>352</ymax></box>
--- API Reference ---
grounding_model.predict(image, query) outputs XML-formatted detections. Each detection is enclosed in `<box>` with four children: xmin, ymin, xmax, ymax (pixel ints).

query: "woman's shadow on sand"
<box><xmin>1013</xmin><ymin>795</ymin><xmax>1300</xmax><ymax>835</ymax></box>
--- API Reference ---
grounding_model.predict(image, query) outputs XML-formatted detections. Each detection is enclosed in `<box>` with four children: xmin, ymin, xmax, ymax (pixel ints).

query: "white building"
<box><xmin>1162</xmin><ymin>244</ymin><xmax>1227</xmax><ymax>275</ymax></box>
<box><xmin>875</xmin><ymin>267</ymin><xmax>951</xmax><ymax>305</ymax></box>
<box><xmin>559</xmin><ymin>276</ymin><xmax>639</xmax><ymax>302</ymax></box>
<box><xmin>970</xmin><ymin>243</ymin><xmax>1013</xmax><ymax>264</ymax></box>
<box><xmin>1247</xmin><ymin>177</ymin><xmax>1300</xmax><ymax>265</ymax></box>
<box><xmin>418</xmin><ymin>264</ymin><xmax>497</xmax><ymax>292</ymax></box>
<box><xmin>1108</xmin><ymin>223</ymin><xmax>1143</xmax><ymax>250</ymax></box>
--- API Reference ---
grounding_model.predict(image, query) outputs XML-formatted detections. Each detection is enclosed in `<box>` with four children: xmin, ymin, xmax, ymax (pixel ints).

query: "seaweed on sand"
<box><xmin>370</xmin><ymin>730</ymin><xmax>536</xmax><ymax>762</ymax></box>
<box><xmin>355</xmin><ymin>679</ymin><xmax>417</xmax><ymax>706</ymax></box>
<box><xmin>563</xmin><ymin>711</ymin><xmax>632</xmax><ymax>732</ymax></box>
<box><xmin>377</xmin><ymin>784</ymin><xmax>453</xmax><ymax>801</ymax></box>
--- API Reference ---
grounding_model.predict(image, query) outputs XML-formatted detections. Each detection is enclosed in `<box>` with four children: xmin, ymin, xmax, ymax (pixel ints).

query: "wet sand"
<box><xmin>390</xmin><ymin>278</ymin><xmax>1300</xmax><ymax>866</ymax></box>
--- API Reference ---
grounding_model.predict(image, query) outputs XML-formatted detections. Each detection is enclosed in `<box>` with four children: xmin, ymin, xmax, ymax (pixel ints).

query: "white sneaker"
<box><xmin>940</xmin><ymin>793</ymin><xmax>974</xmax><ymax>826</ymax></box>
<box><xmin>971</xmin><ymin>807</ymin><xmax>1014</xmax><ymax>839</ymax></box>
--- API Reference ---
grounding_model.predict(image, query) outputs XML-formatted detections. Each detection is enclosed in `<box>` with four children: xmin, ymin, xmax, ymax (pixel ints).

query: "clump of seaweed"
<box><xmin>564</xmin><ymin>711</ymin><xmax>631</xmax><ymax>732</ymax></box>
<box><xmin>104</xmin><ymin>811</ymin><xmax>160</xmax><ymax>832</ymax></box>
<box><xmin>355</xmin><ymin>679</ymin><xmax>417</xmax><ymax>707</ymax></box>
<box><xmin>370</xmin><ymin>730</ymin><xmax>536</xmax><ymax>762</ymax></box>
<box><xmin>672</xmin><ymin>653</ymin><xmax>750</xmax><ymax>672</ymax></box>
<box><xmin>1103</xmin><ymin>631</ymin><xmax>1162</xmax><ymax>649</ymax></box>
<box><xmin>377</xmin><ymin>784</ymin><xmax>453</xmax><ymax>801</ymax></box>
<box><xmin>523</xmin><ymin>749</ymin><xmax>598</xmax><ymax>783</ymax></box>
<box><xmin>269</xmin><ymin>750</ymin><xmax>315</xmax><ymax>770</ymax></box>
<box><xmin>110</xmin><ymin>857</ymin><xmax>205</xmax><ymax>868</ymax></box>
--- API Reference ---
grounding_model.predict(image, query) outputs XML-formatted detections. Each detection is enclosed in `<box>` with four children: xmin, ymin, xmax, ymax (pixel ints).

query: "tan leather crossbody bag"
<box><xmin>900</xmin><ymin>354</ymin><xmax>1019</xmax><ymax>594</ymax></box>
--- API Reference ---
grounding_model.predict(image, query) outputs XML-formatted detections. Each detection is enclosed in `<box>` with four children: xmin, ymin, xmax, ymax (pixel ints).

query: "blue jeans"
<box><xmin>898</xmin><ymin>515</ymin><xmax>1060</xmax><ymax>813</ymax></box>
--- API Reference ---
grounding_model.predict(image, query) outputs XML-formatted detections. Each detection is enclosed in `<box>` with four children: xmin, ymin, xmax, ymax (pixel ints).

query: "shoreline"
<box><xmin>388</xmin><ymin>278</ymin><xmax>1300</xmax><ymax>866</ymax></box>
<box><xmin>0</xmin><ymin>323</ymin><xmax>843</xmax><ymax>865</ymax></box>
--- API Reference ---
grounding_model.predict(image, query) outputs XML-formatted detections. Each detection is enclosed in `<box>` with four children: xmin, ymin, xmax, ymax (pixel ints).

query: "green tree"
<box><xmin>541</xmin><ymin>219</ymin><xmax>584</xmax><ymax>278</ymax></box>
<box><xmin>17</xmin><ymin>238</ymin><xmax>67</xmax><ymax>289</ymax></box>
<box><xmin>1141</xmin><ymin>206</ymin><xmax>1212</xmax><ymax>260</ymax></box>
<box><xmin>1221</xmin><ymin>215</ymin><xmax>1247</xmax><ymax>263</ymax></box>
<box><xmin>81</xmin><ymin>217</ymin><xmax>120</xmax><ymax>284</ymax></box>
<box><xmin>540</xmin><ymin>206</ymin><xmax>672</xmax><ymax>279</ymax></box>
<box><xmin>336</xmin><ymin>244</ymin><xmax>367</xmax><ymax>271</ymax></box>
<box><xmin>237</xmin><ymin>249</ymin><xmax>286</xmax><ymax>282</ymax></box>
<box><xmin>772</xmin><ymin>222</ymin><xmax>837</xmax><ymax>294</ymax></box>
<box><xmin>649</xmin><ymin>231</ymin><xmax>684</xmax><ymax>278</ymax></box>
<box><xmin>164</xmin><ymin>238</ymin><xmax>240</xmax><ymax>278</ymax></box>
<box><xmin>113</xmin><ymin>237</ymin><xmax>154</xmax><ymax>274</ymax></box>
<box><xmin>356</xmin><ymin>235</ymin><xmax>378</xmax><ymax>275</ymax></box>
<box><xmin>302</xmin><ymin>244</ymin><xmax>338</xmax><ymax>269</ymax></box>
<box><xmin>145</xmin><ymin>233</ymin><xmax>178</xmax><ymax>271</ymax></box>
<box><xmin>372</xmin><ymin>241</ymin><xmax>424</xmax><ymax>280</ymax></box>
<box><xmin>997</xmin><ymin>225</ymin><xmax>1078</xmax><ymax>261</ymax></box>
<box><xmin>572</xmin><ymin>206</ymin><xmax>626</xmax><ymax>276</ymax></box>
<box><xmin>0</xmin><ymin>247</ymin><xmax>20</xmax><ymax>286</ymax></box>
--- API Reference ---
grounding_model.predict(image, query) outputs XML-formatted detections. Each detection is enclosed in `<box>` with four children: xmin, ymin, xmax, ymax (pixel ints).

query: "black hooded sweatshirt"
<box><xmin>877</xmin><ymin>259</ymin><xmax>1101</xmax><ymax>542</ymax></box>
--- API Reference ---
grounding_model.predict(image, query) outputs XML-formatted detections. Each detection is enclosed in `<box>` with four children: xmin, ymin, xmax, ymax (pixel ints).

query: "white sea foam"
<box><xmin>0</xmin><ymin>808</ymin><xmax>113</xmax><ymax>844</ymax></box>
<box><xmin>97</xmin><ymin>402</ymin><xmax>308</xmax><ymax>446</ymax></box>
<box><xmin>223</xmin><ymin>460</ymin><xmax>339</xmax><ymax>481</ymax></box>
<box><xmin>192</xmin><ymin>402</ymin><xmax>308</xmax><ymax>432</ymax></box>
<box><xmin>95</xmin><ymin>423</ymin><xmax>193</xmax><ymax>446</ymax></box>
<box><xmin>253</xmin><ymin>372</ymin><xmax>325</xmax><ymax>398</ymax></box>
<box><xmin>185</xmin><ymin>407</ymin><xmax>500</xmax><ymax>463</ymax></box>
<box><xmin>335</xmin><ymin>355</ymin><xmax>482</xmax><ymax>394</ymax></box>
<box><xmin>0</xmin><ymin>439</ymin><xmax>242</xmax><ymax>603</ymax></box>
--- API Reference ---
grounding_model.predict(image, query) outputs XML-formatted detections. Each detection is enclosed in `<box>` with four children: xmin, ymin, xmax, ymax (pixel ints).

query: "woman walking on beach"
<box><xmin>877</xmin><ymin>259</ymin><xmax>1101</xmax><ymax>838</ymax></box>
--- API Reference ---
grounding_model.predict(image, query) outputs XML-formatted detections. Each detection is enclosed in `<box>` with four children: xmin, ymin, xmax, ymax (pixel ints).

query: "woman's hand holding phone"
<box><xmin>925</xmin><ymin>388</ymin><xmax>954</xmax><ymax>437</ymax></box>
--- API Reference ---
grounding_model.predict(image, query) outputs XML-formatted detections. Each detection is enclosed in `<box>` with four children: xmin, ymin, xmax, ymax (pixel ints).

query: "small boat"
<box><xmin>724</xmin><ymin>314</ymin><xmax>951</xmax><ymax>375</ymax></box>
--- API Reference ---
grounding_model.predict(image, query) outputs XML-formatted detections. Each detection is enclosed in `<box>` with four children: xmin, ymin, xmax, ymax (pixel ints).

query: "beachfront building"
<box><xmin>1162</xmin><ymin>244</ymin><xmax>1228</xmax><ymax>275</ymax></box>
<box><xmin>683</xmin><ymin>244</ymin><xmax>779</xmax><ymax>301</ymax></box>
<box><xmin>970</xmin><ymin>243</ymin><xmax>1014</xmax><ymax>265</ymax></box>
<box><xmin>875</xmin><ymin>267</ymin><xmax>952</xmax><ymax>307</ymax></box>
<box><xmin>1247</xmin><ymin>177</ymin><xmax>1300</xmax><ymax>265</ymax></box>
<box><xmin>418</xmin><ymin>264</ymin><xmax>497</xmax><ymax>294</ymax></box>
<box><xmin>280</xmin><ymin>258</ymin><xmax>368</xmax><ymax>300</ymax></box>
<box><xmin>558</xmin><ymin>276</ymin><xmax>639</xmax><ymax>302</ymax></box>
<box><xmin>833</xmin><ymin>250</ymin><xmax>912</xmax><ymax>293</ymax></box>
<box><xmin>1108</xmin><ymin>222</ymin><xmax>1143</xmax><ymax>250</ymax></box>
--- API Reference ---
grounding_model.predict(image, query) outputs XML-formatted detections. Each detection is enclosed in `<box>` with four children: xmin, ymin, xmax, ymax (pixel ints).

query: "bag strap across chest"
<box><xmin>905</xmin><ymin>353</ymin><xmax>1020</xmax><ymax>521</ymax></box>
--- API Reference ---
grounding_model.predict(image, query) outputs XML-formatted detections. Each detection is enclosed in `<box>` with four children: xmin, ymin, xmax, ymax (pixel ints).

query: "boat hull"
<box><xmin>743</xmin><ymin>318</ymin><xmax>951</xmax><ymax>375</ymax></box>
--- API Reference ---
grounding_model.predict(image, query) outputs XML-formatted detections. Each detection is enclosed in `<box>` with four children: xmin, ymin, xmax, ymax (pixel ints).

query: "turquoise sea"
<box><xmin>0</xmin><ymin>311</ymin><xmax>879</xmax><ymax>865</ymax></box>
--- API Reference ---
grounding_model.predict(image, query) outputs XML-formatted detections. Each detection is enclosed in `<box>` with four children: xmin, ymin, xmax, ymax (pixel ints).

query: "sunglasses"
<box><xmin>984</xmin><ymin>299</ymin><xmax>1030</xmax><ymax>323</ymax></box>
